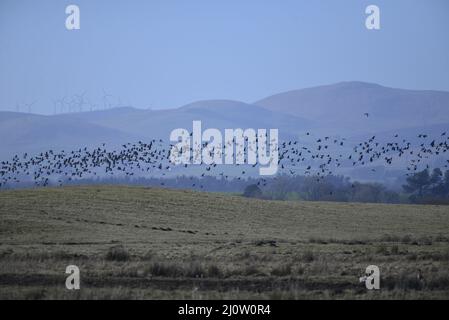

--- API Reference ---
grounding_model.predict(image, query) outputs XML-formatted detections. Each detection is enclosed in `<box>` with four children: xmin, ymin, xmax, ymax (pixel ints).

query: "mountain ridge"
<box><xmin>1</xmin><ymin>81</ymin><xmax>448</xmax><ymax>163</ymax></box>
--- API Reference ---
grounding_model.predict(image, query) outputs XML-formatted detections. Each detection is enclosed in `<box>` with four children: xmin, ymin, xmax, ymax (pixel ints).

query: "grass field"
<box><xmin>1</xmin><ymin>185</ymin><xmax>449</xmax><ymax>299</ymax></box>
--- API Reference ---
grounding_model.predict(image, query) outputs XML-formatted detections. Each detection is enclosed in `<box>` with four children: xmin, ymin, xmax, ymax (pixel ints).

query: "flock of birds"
<box><xmin>1</xmin><ymin>130</ymin><xmax>448</xmax><ymax>189</ymax></box>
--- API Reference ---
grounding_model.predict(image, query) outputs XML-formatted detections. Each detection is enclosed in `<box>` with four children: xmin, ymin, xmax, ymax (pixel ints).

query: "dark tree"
<box><xmin>403</xmin><ymin>169</ymin><xmax>430</xmax><ymax>197</ymax></box>
<box><xmin>403</xmin><ymin>168</ymin><xmax>449</xmax><ymax>204</ymax></box>
<box><xmin>243</xmin><ymin>184</ymin><xmax>263</xmax><ymax>199</ymax></box>
<box><xmin>430</xmin><ymin>168</ymin><xmax>443</xmax><ymax>185</ymax></box>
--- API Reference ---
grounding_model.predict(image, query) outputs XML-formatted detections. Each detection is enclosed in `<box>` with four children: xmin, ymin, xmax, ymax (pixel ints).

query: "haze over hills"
<box><xmin>255</xmin><ymin>81</ymin><xmax>449</xmax><ymax>135</ymax></box>
<box><xmin>0</xmin><ymin>100</ymin><xmax>308</xmax><ymax>159</ymax></box>
<box><xmin>1</xmin><ymin>82</ymin><xmax>448</xmax><ymax>181</ymax></box>
<box><xmin>0</xmin><ymin>111</ymin><xmax>139</xmax><ymax>159</ymax></box>
<box><xmin>62</xmin><ymin>100</ymin><xmax>309</xmax><ymax>140</ymax></box>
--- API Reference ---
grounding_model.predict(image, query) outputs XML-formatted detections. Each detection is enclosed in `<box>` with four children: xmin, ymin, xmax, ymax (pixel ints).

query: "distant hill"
<box><xmin>1</xmin><ymin>82</ymin><xmax>448</xmax><ymax>181</ymax></box>
<box><xmin>255</xmin><ymin>81</ymin><xmax>449</xmax><ymax>135</ymax></box>
<box><xmin>0</xmin><ymin>100</ymin><xmax>308</xmax><ymax>159</ymax></box>
<box><xmin>0</xmin><ymin>111</ymin><xmax>138</xmax><ymax>159</ymax></box>
<box><xmin>61</xmin><ymin>100</ymin><xmax>309</xmax><ymax>139</ymax></box>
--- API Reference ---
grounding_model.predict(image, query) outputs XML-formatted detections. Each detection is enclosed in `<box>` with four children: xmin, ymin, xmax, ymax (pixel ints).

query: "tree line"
<box><xmin>4</xmin><ymin>168</ymin><xmax>448</xmax><ymax>205</ymax></box>
<box><xmin>402</xmin><ymin>168</ymin><xmax>449</xmax><ymax>204</ymax></box>
<box><xmin>244</xmin><ymin>168</ymin><xmax>449</xmax><ymax>205</ymax></box>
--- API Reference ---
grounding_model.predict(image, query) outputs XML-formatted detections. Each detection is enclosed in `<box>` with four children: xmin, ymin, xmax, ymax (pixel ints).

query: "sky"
<box><xmin>0</xmin><ymin>0</ymin><xmax>448</xmax><ymax>114</ymax></box>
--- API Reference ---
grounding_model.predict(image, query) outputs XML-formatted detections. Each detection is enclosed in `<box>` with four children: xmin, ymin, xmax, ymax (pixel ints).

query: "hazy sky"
<box><xmin>1</xmin><ymin>0</ymin><xmax>448</xmax><ymax>114</ymax></box>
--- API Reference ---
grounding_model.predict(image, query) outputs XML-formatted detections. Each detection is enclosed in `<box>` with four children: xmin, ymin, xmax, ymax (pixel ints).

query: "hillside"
<box><xmin>1</xmin><ymin>186</ymin><xmax>449</xmax><ymax>299</ymax></box>
<box><xmin>1</xmin><ymin>82</ymin><xmax>448</xmax><ymax>185</ymax></box>
<box><xmin>0</xmin><ymin>111</ymin><xmax>141</xmax><ymax>159</ymax></box>
<box><xmin>2</xmin><ymin>82</ymin><xmax>449</xmax><ymax>161</ymax></box>
<box><xmin>255</xmin><ymin>82</ymin><xmax>449</xmax><ymax>135</ymax></box>
<box><xmin>0</xmin><ymin>100</ymin><xmax>306</xmax><ymax>159</ymax></box>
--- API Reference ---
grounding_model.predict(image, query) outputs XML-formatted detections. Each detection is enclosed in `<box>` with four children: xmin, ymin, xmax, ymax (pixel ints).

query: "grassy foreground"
<box><xmin>0</xmin><ymin>185</ymin><xmax>449</xmax><ymax>299</ymax></box>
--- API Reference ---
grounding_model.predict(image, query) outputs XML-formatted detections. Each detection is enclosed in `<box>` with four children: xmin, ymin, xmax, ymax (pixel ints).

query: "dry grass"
<box><xmin>0</xmin><ymin>185</ymin><xmax>449</xmax><ymax>299</ymax></box>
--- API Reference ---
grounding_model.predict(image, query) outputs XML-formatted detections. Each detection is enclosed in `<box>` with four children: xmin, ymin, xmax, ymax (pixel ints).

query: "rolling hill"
<box><xmin>255</xmin><ymin>81</ymin><xmax>449</xmax><ymax>135</ymax></box>
<box><xmin>0</xmin><ymin>100</ymin><xmax>308</xmax><ymax>159</ymax></box>
<box><xmin>70</xmin><ymin>100</ymin><xmax>309</xmax><ymax>139</ymax></box>
<box><xmin>0</xmin><ymin>111</ymin><xmax>139</xmax><ymax>159</ymax></box>
<box><xmin>1</xmin><ymin>82</ymin><xmax>448</xmax><ymax>182</ymax></box>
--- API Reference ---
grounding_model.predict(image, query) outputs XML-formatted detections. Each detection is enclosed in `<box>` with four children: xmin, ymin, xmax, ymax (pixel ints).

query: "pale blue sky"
<box><xmin>1</xmin><ymin>0</ymin><xmax>448</xmax><ymax>114</ymax></box>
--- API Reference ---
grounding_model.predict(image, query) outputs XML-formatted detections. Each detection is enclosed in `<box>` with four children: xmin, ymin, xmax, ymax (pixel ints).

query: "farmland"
<box><xmin>0</xmin><ymin>185</ymin><xmax>448</xmax><ymax>299</ymax></box>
